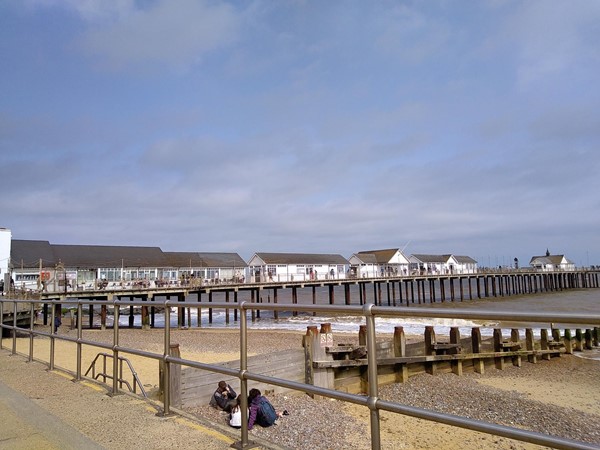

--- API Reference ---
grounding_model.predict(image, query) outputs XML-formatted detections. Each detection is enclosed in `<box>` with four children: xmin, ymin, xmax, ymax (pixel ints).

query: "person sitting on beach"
<box><xmin>247</xmin><ymin>388</ymin><xmax>288</xmax><ymax>430</ymax></box>
<box><xmin>229</xmin><ymin>395</ymin><xmax>245</xmax><ymax>429</ymax></box>
<box><xmin>210</xmin><ymin>381</ymin><xmax>237</xmax><ymax>412</ymax></box>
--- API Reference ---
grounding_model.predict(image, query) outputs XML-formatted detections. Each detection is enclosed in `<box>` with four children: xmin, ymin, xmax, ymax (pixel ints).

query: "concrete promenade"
<box><xmin>0</xmin><ymin>349</ymin><xmax>246</xmax><ymax>450</ymax></box>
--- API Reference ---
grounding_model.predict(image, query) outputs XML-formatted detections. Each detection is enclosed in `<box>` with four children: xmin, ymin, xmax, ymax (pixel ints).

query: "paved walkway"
<box><xmin>0</xmin><ymin>348</ymin><xmax>248</xmax><ymax>450</ymax></box>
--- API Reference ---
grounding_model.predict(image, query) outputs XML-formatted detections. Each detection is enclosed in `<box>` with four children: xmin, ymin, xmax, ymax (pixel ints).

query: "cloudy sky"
<box><xmin>1</xmin><ymin>0</ymin><xmax>599</xmax><ymax>266</ymax></box>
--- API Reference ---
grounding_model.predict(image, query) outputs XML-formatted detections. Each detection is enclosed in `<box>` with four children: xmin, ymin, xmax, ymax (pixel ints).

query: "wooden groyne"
<box><xmin>305</xmin><ymin>324</ymin><xmax>600</xmax><ymax>394</ymax></box>
<box><xmin>159</xmin><ymin>323</ymin><xmax>600</xmax><ymax>405</ymax></box>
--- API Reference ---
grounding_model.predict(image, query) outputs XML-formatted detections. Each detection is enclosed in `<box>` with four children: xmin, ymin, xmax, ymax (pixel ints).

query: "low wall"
<box><xmin>177</xmin><ymin>348</ymin><xmax>305</xmax><ymax>408</ymax></box>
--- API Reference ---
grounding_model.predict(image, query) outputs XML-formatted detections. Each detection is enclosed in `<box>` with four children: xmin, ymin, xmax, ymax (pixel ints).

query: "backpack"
<box><xmin>257</xmin><ymin>397</ymin><xmax>278</xmax><ymax>426</ymax></box>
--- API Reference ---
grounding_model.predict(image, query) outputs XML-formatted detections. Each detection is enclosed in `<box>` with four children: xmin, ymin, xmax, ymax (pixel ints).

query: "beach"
<box><xmin>3</xmin><ymin>325</ymin><xmax>599</xmax><ymax>450</ymax></box>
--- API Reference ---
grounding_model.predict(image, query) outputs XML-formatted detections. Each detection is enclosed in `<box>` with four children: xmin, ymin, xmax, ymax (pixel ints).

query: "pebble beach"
<box><xmin>3</xmin><ymin>326</ymin><xmax>600</xmax><ymax>449</ymax></box>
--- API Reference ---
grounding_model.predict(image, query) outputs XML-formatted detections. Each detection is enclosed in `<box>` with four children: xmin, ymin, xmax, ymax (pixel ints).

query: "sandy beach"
<box><xmin>3</xmin><ymin>325</ymin><xmax>599</xmax><ymax>449</ymax></box>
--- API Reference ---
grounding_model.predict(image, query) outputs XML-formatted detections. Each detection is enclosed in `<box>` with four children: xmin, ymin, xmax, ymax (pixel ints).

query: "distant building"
<box><xmin>453</xmin><ymin>255</ymin><xmax>478</xmax><ymax>274</ymax></box>
<box><xmin>247</xmin><ymin>252</ymin><xmax>349</xmax><ymax>282</ymax></box>
<box><xmin>348</xmin><ymin>248</ymin><xmax>410</xmax><ymax>278</ymax></box>
<box><xmin>163</xmin><ymin>252</ymin><xmax>247</xmax><ymax>283</ymax></box>
<box><xmin>529</xmin><ymin>250</ymin><xmax>575</xmax><ymax>272</ymax></box>
<box><xmin>0</xmin><ymin>228</ymin><xmax>11</xmax><ymax>288</ymax></box>
<box><xmin>8</xmin><ymin>239</ymin><xmax>246</xmax><ymax>292</ymax></box>
<box><xmin>408</xmin><ymin>254</ymin><xmax>478</xmax><ymax>275</ymax></box>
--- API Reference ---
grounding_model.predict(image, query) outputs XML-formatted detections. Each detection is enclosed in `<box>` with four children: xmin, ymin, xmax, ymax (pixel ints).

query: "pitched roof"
<box><xmin>163</xmin><ymin>252</ymin><xmax>247</xmax><ymax>268</ymax></box>
<box><xmin>10</xmin><ymin>240</ymin><xmax>246</xmax><ymax>269</ymax></box>
<box><xmin>251</xmin><ymin>252</ymin><xmax>349</xmax><ymax>265</ymax></box>
<box><xmin>51</xmin><ymin>244</ymin><xmax>167</xmax><ymax>268</ymax></box>
<box><xmin>355</xmin><ymin>248</ymin><xmax>400</xmax><ymax>263</ymax></box>
<box><xmin>453</xmin><ymin>255</ymin><xmax>477</xmax><ymax>264</ymax></box>
<box><xmin>10</xmin><ymin>240</ymin><xmax>57</xmax><ymax>267</ymax></box>
<box><xmin>410</xmin><ymin>254</ymin><xmax>452</xmax><ymax>263</ymax></box>
<box><xmin>529</xmin><ymin>254</ymin><xmax>572</xmax><ymax>265</ymax></box>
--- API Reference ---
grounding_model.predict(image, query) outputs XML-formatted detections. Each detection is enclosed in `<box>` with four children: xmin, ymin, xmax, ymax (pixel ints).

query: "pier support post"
<box><xmin>101</xmin><ymin>304</ymin><xmax>107</xmax><ymax>330</ymax></box>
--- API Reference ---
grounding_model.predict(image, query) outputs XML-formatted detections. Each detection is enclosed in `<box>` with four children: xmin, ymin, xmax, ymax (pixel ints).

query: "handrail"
<box><xmin>1</xmin><ymin>296</ymin><xmax>599</xmax><ymax>450</ymax></box>
<box><xmin>84</xmin><ymin>352</ymin><xmax>147</xmax><ymax>397</ymax></box>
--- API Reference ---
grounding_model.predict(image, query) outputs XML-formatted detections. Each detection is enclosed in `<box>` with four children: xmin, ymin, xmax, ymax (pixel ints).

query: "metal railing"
<box><xmin>1</xmin><ymin>297</ymin><xmax>599</xmax><ymax>450</ymax></box>
<box><xmin>84</xmin><ymin>352</ymin><xmax>147</xmax><ymax>397</ymax></box>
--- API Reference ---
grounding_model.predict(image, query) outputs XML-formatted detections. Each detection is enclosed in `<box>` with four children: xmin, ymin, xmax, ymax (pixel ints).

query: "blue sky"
<box><xmin>1</xmin><ymin>0</ymin><xmax>599</xmax><ymax>266</ymax></box>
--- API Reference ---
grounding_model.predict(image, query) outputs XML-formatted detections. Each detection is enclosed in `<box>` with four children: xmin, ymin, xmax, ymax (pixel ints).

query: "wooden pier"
<box><xmin>16</xmin><ymin>269</ymin><xmax>600</xmax><ymax>329</ymax></box>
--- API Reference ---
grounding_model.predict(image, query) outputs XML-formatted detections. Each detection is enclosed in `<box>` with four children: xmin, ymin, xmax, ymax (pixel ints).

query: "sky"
<box><xmin>1</xmin><ymin>0</ymin><xmax>599</xmax><ymax>267</ymax></box>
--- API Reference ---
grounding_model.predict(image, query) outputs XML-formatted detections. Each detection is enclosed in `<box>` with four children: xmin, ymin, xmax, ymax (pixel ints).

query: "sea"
<box><xmin>110</xmin><ymin>285</ymin><xmax>600</xmax><ymax>339</ymax></box>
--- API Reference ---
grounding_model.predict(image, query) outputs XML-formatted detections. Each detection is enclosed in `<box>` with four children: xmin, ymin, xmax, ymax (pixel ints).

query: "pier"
<box><xmin>5</xmin><ymin>269</ymin><xmax>599</xmax><ymax>331</ymax></box>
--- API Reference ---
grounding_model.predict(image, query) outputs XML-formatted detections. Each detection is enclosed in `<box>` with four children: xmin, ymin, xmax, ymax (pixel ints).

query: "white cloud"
<box><xmin>505</xmin><ymin>1</ymin><xmax>600</xmax><ymax>86</ymax></box>
<box><xmin>77</xmin><ymin>0</ymin><xmax>240</xmax><ymax>71</ymax></box>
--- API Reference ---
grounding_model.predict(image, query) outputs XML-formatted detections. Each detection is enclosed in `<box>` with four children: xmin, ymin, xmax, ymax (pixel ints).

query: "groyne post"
<box><xmin>563</xmin><ymin>329</ymin><xmax>573</xmax><ymax>354</ymax></box>
<box><xmin>493</xmin><ymin>329</ymin><xmax>505</xmax><ymax>370</ymax></box>
<box><xmin>511</xmin><ymin>329</ymin><xmax>522</xmax><ymax>367</ymax></box>
<box><xmin>526</xmin><ymin>328</ymin><xmax>537</xmax><ymax>364</ymax></box>
<box><xmin>450</xmin><ymin>327</ymin><xmax>462</xmax><ymax>376</ymax></box>
<box><xmin>303</xmin><ymin>326</ymin><xmax>318</xmax><ymax>394</ymax></box>
<box><xmin>540</xmin><ymin>329</ymin><xmax>553</xmax><ymax>360</ymax></box>
<box><xmin>309</xmin><ymin>323</ymin><xmax>334</xmax><ymax>394</ymax></box>
<box><xmin>393</xmin><ymin>326</ymin><xmax>408</xmax><ymax>382</ymax></box>
<box><xmin>584</xmin><ymin>329</ymin><xmax>593</xmax><ymax>350</ymax></box>
<box><xmin>471</xmin><ymin>327</ymin><xmax>484</xmax><ymax>374</ymax></box>
<box><xmin>574</xmin><ymin>329</ymin><xmax>583</xmax><ymax>352</ymax></box>
<box><xmin>424</xmin><ymin>326</ymin><xmax>438</xmax><ymax>375</ymax></box>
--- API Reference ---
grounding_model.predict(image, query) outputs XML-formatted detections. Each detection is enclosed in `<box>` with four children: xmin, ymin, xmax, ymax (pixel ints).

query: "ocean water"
<box><xmin>112</xmin><ymin>286</ymin><xmax>599</xmax><ymax>339</ymax></box>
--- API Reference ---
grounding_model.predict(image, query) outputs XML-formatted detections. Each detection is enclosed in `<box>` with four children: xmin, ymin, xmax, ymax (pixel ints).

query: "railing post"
<box><xmin>364</xmin><ymin>303</ymin><xmax>380</xmax><ymax>450</ymax></box>
<box><xmin>28</xmin><ymin>302</ymin><xmax>35</xmax><ymax>362</ymax></box>
<box><xmin>239</xmin><ymin>301</ymin><xmax>251</xmax><ymax>448</ymax></box>
<box><xmin>76</xmin><ymin>301</ymin><xmax>83</xmax><ymax>380</ymax></box>
<box><xmin>111</xmin><ymin>301</ymin><xmax>120</xmax><ymax>395</ymax></box>
<box><xmin>162</xmin><ymin>302</ymin><xmax>171</xmax><ymax>415</ymax></box>
<box><xmin>12</xmin><ymin>300</ymin><xmax>17</xmax><ymax>355</ymax></box>
<box><xmin>50</xmin><ymin>302</ymin><xmax>56</xmax><ymax>370</ymax></box>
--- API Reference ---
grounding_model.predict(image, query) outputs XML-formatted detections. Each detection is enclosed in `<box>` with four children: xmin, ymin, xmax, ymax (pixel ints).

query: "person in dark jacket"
<box><xmin>209</xmin><ymin>381</ymin><xmax>237</xmax><ymax>412</ymax></box>
<box><xmin>247</xmin><ymin>388</ymin><xmax>288</xmax><ymax>430</ymax></box>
